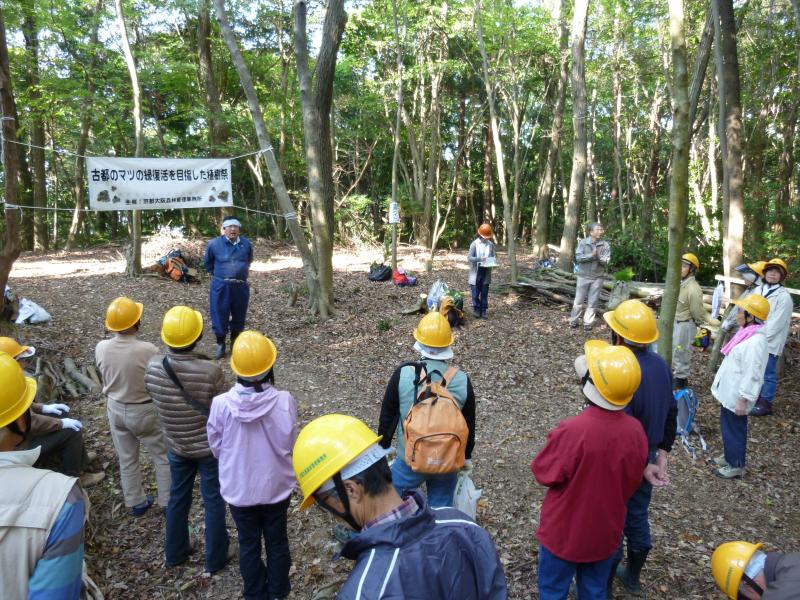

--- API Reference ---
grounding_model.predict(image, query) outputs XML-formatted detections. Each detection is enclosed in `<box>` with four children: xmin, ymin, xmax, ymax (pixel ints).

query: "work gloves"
<box><xmin>61</xmin><ymin>418</ymin><xmax>83</xmax><ymax>431</ymax></box>
<box><xmin>42</xmin><ymin>403</ymin><xmax>70</xmax><ymax>416</ymax></box>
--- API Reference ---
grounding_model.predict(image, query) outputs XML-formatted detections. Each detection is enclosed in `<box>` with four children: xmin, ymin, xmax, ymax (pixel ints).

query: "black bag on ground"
<box><xmin>368</xmin><ymin>263</ymin><xmax>392</xmax><ymax>282</ymax></box>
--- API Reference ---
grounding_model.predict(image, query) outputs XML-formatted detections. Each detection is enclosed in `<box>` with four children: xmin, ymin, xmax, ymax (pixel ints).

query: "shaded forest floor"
<box><xmin>8</xmin><ymin>240</ymin><xmax>800</xmax><ymax>599</ymax></box>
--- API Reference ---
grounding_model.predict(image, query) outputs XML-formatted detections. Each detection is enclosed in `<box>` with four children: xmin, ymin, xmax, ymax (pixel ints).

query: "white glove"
<box><xmin>42</xmin><ymin>403</ymin><xmax>70</xmax><ymax>416</ymax></box>
<box><xmin>60</xmin><ymin>418</ymin><xmax>83</xmax><ymax>431</ymax></box>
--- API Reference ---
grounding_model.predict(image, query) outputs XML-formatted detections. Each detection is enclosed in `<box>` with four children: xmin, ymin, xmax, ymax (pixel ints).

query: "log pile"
<box><xmin>33</xmin><ymin>354</ymin><xmax>102</xmax><ymax>402</ymax></box>
<box><xmin>503</xmin><ymin>267</ymin><xmax>719</xmax><ymax>311</ymax></box>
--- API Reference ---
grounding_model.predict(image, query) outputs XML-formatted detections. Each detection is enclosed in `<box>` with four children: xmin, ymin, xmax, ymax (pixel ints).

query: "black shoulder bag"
<box><xmin>162</xmin><ymin>357</ymin><xmax>210</xmax><ymax>417</ymax></box>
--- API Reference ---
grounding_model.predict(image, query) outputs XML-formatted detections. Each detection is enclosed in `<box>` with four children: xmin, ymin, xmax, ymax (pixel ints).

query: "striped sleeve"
<box><xmin>28</xmin><ymin>483</ymin><xmax>85</xmax><ymax>600</ymax></box>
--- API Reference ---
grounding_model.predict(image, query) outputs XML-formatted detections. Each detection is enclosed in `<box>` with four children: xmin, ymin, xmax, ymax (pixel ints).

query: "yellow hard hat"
<box><xmin>732</xmin><ymin>294</ymin><xmax>770</xmax><ymax>322</ymax></box>
<box><xmin>682</xmin><ymin>253</ymin><xmax>700</xmax><ymax>270</ymax></box>
<box><xmin>161</xmin><ymin>306</ymin><xmax>204</xmax><ymax>349</ymax></box>
<box><xmin>579</xmin><ymin>340</ymin><xmax>641</xmax><ymax>410</ymax></box>
<box><xmin>293</xmin><ymin>414</ymin><xmax>382</xmax><ymax>510</ymax></box>
<box><xmin>0</xmin><ymin>352</ymin><xmax>38</xmax><ymax>429</ymax></box>
<box><xmin>413</xmin><ymin>311</ymin><xmax>454</xmax><ymax>348</ymax></box>
<box><xmin>230</xmin><ymin>330</ymin><xmax>277</xmax><ymax>378</ymax></box>
<box><xmin>711</xmin><ymin>541</ymin><xmax>763</xmax><ymax>599</ymax></box>
<box><xmin>105</xmin><ymin>296</ymin><xmax>144</xmax><ymax>332</ymax></box>
<box><xmin>748</xmin><ymin>261</ymin><xmax>767</xmax><ymax>278</ymax></box>
<box><xmin>764</xmin><ymin>258</ymin><xmax>788</xmax><ymax>278</ymax></box>
<box><xmin>0</xmin><ymin>337</ymin><xmax>32</xmax><ymax>359</ymax></box>
<box><xmin>602</xmin><ymin>300</ymin><xmax>659</xmax><ymax>345</ymax></box>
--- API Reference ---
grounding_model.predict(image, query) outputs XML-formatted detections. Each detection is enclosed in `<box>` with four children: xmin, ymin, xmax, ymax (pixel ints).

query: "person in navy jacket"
<box><xmin>204</xmin><ymin>216</ymin><xmax>253</xmax><ymax>359</ymax></box>
<box><xmin>293</xmin><ymin>414</ymin><xmax>508</xmax><ymax>600</ymax></box>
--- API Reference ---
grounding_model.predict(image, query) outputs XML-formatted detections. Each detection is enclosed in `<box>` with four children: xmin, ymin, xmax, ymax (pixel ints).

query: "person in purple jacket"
<box><xmin>207</xmin><ymin>330</ymin><xmax>298</xmax><ymax>600</ymax></box>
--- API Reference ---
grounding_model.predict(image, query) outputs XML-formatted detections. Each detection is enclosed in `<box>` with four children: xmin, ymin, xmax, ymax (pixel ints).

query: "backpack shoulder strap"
<box><xmin>162</xmin><ymin>356</ymin><xmax>210</xmax><ymax>417</ymax></box>
<box><xmin>441</xmin><ymin>366</ymin><xmax>459</xmax><ymax>388</ymax></box>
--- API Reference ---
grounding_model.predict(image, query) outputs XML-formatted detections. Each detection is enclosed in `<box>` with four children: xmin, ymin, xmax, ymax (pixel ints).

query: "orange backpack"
<box><xmin>403</xmin><ymin>365</ymin><xmax>469</xmax><ymax>474</ymax></box>
<box><xmin>165</xmin><ymin>256</ymin><xmax>187</xmax><ymax>281</ymax></box>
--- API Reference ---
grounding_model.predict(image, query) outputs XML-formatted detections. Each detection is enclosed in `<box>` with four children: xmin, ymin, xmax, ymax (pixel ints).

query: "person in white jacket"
<box><xmin>750</xmin><ymin>258</ymin><xmax>793</xmax><ymax>417</ymax></box>
<box><xmin>711</xmin><ymin>295</ymin><xmax>771</xmax><ymax>479</ymax></box>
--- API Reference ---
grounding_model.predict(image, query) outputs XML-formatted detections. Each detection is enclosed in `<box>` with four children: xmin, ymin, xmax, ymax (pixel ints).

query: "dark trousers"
<box><xmin>30</xmin><ymin>428</ymin><xmax>88</xmax><ymax>477</ymax></box>
<box><xmin>759</xmin><ymin>353</ymin><xmax>779</xmax><ymax>404</ymax></box>
<box><xmin>471</xmin><ymin>267</ymin><xmax>490</xmax><ymax>315</ymax></box>
<box><xmin>165</xmin><ymin>452</ymin><xmax>229</xmax><ymax>572</ymax></box>
<box><xmin>538</xmin><ymin>544</ymin><xmax>612</xmax><ymax>600</ymax></box>
<box><xmin>210</xmin><ymin>278</ymin><xmax>250</xmax><ymax>338</ymax></box>
<box><xmin>720</xmin><ymin>405</ymin><xmax>748</xmax><ymax>468</ymax></box>
<box><xmin>229</xmin><ymin>498</ymin><xmax>291</xmax><ymax>600</ymax></box>
<box><xmin>614</xmin><ymin>476</ymin><xmax>654</xmax><ymax>561</ymax></box>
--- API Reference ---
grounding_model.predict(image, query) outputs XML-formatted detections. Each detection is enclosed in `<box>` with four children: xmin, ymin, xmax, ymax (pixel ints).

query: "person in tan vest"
<box><xmin>0</xmin><ymin>352</ymin><xmax>85</xmax><ymax>600</ymax></box>
<box><xmin>95</xmin><ymin>297</ymin><xmax>171</xmax><ymax>517</ymax></box>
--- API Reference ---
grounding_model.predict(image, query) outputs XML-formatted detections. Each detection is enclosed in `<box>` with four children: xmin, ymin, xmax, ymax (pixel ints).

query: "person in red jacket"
<box><xmin>532</xmin><ymin>340</ymin><xmax>648</xmax><ymax>600</ymax></box>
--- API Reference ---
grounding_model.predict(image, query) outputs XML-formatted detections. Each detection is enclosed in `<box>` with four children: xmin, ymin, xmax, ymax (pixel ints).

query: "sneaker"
<box><xmin>715</xmin><ymin>465</ymin><xmax>745</xmax><ymax>479</ymax></box>
<box><xmin>583</xmin><ymin>324</ymin><xmax>593</xmax><ymax>332</ymax></box>
<box><xmin>569</xmin><ymin>320</ymin><xmax>580</xmax><ymax>329</ymax></box>
<box><xmin>750</xmin><ymin>398</ymin><xmax>773</xmax><ymax>417</ymax></box>
<box><xmin>711</xmin><ymin>455</ymin><xmax>729</xmax><ymax>468</ymax></box>
<box><xmin>79</xmin><ymin>472</ymin><xmax>105</xmax><ymax>488</ymax></box>
<box><xmin>213</xmin><ymin>343</ymin><xmax>225</xmax><ymax>360</ymax></box>
<box><xmin>131</xmin><ymin>494</ymin><xmax>154</xmax><ymax>517</ymax></box>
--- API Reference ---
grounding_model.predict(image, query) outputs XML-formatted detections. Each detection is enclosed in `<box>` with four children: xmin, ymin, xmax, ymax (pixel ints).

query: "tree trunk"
<box><xmin>294</xmin><ymin>0</ymin><xmax>347</xmax><ymax>318</ymax></box>
<box><xmin>534</xmin><ymin>2</ymin><xmax>568</xmax><ymax>259</ymax></box>
<box><xmin>114</xmin><ymin>0</ymin><xmax>143</xmax><ymax>276</ymax></box>
<box><xmin>213</xmin><ymin>0</ymin><xmax>322</xmax><ymax>310</ymax></box>
<box><xmin>688</xmin><ymin>8</ymin><xmax>714</xmax><ymax>135</ymax></box>
<box><xmin>658</xmin><ymin>0</ymin><xmax>691</xmax><ymax>365</ymax></box>
<box><xmin>22</xmin><ymin>11</ymin><xmax>48</xmax><ymax>251</ymax></box>
<box><xmin>642</xmin><ymin>90</ymin><xmax>662</xmax><ymax>247</ymax></box>
<box><xmin>0</xmin><ymin>9</ymin><xmax>22</xmax><ymax>308</ymax></box>
<box><xmin>775</xmin><ymin>101</ymin><xmax>798</xmax><ymax>233</ymax></box>
<box><xmin>476</xmin><ymin>0</ymin><xmax>516</xmax><ymax>284</ymax></box>
<box><xmin>611</xmin><ymin>0</ymin><xmax>626</xmax><ymax>232</ymax></box>
<box><xmin>390</xmin><ymin>0</ymin><xmax>403</xmax><ymax>270</ymax></box>
<box><xmin>482</xmin><ymin>115</ymin><xmax>494</xmax><ymax>223</ymax></box>
<box><xmin>557</xmin><ymin>0</ymin><xmax>589</xmax><ymax>271</ymax></box>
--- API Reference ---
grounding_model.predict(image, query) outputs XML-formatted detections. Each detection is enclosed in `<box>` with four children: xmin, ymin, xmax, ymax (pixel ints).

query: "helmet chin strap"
<box><xmin>738</xmin><ymin>573</ymin><xmax>763</xmax><ymax>599</ymax></box>
<box><xmin>316</xmin><ymin>473</ymin><xmax>362</xmax><ymax>532</ymax></box>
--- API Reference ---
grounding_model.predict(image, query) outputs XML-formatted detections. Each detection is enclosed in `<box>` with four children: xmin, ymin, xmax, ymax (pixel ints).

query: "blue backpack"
<box><xmin>674</xmin><ymin>388</ymin><xmax>707</xmax><ymax>461</ymax></box>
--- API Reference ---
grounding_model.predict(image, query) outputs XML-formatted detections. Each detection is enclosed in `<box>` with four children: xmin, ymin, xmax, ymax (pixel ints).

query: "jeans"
<box><xmin>538</xmin><ymin>544</ymin><xmax>612</xmax><ymax>600</ymax></box>
<box><xmin>759</xmin><ymin>353</ymin><xmax>779</xmax><ymax>404</ymax></box>
<box><xmin>29</xmin><ymin>427</ymin><xmax>89</xmax><ymax>477</ymax></box>
<box><xmin>165</xmin><ymin>452</ymin><xmax>229</xmax><ymax>572</ymax></box>
<box><xmin>570</xmin><ymin>277</ymin><xmax>604</xmax><ymax>326</ymax></box>
<box><xmin>229</xmin><ymin>498</ymin><xmax>291</xmax><ymax>600</ymax></box>
<box><xmin>613</xmin><ymin>476</ymin><xmax>653</xmax><ymax>563</ymax></box>
<box><xmin>210</xmin><ymin>278</ymin><xmax>250</xmax><ymax>338</ymax></box>
<box><xmin>391</xmin><ymin>457</ymin><xmax>458</xmax><ymax>508</ymax></box>
<box><xmin>720</xmin><ymin>406</ymin><xmax>748</xmax><ymax>468</ymax></box>
<box><xmin>471</xmin><ymin>267</ymin><xmax>490</xmax><ymax>315</ymax></box>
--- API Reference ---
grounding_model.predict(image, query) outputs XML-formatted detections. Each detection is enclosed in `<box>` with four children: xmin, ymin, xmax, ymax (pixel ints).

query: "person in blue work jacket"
<box><xmin>204</xmin><ymin>216</ymin><xmax>253</xmax><ymax>359</ymax></box>
<box><xmin>603</xmin><ymin>300</ymin><xmax>678</xmax><ymax>597</ymax></box>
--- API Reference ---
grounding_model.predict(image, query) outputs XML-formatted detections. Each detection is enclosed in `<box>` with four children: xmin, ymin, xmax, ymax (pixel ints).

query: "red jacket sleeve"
<box><xmin>531</xmin><ymin>424</ymin><xmax>578</xmax><ymax>488</ymax></box>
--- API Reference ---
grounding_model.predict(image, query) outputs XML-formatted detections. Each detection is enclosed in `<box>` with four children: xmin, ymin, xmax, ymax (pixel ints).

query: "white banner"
<box><xmin>87</xmin><ymin>157</ymin><xmax>233</xmax><ymax>211</ymax></box>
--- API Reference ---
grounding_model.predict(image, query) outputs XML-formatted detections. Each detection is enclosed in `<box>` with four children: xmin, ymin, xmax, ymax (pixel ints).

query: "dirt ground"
<box><xmin>8</xmin><ymin>240</ymin><xmax>800</xmax><ymax>599</ymax></box>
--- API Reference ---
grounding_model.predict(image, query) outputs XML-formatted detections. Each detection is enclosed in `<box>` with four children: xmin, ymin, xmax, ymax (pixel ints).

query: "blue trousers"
<box><xmin>538</xmin><ymin>544</ymin><xmax>613</xmax><ymax>600</ymax></box>
<box><xmin>720</xmin><ymin>406</ymin><xmax>748</xmax><ymax>468</ymax></box>
<box><xmin>391</xmin><ymin>457</ymin><xmax>458</xmax><ymax>508</ymax></box>
<box><xmin>229</xmin><ymin>498</ymin><xmax>291</xmax><ymax>600</ymax></box>
<box><xmin>759</xmin><ymin>353</ymin><xmax>779</xmax><ymax>404</ymax></box>
<box><xmin>471</xmin><ymin>267</ymin><xmax>490</xmax><ymax>315</ymax></box>
<box><xmin>165</xmin><ymin>452</ymin><xmax>229</xmax><ymax>572</ymax></box>
<box><xmin>613</xmin><ymin>476</ymin><xmax>653</xmax><ymax>565</ymax></box>
<box><xmin>209</xmin><ymin>278</ymin><xmax>250</xmax><ymax>338</ymax></box>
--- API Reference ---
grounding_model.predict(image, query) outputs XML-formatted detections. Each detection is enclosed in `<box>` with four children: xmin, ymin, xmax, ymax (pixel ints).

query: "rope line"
<box><xmin>0</xmin><ymin>202</ymin><xmax>297</xmax><ymax>221</ymax></box>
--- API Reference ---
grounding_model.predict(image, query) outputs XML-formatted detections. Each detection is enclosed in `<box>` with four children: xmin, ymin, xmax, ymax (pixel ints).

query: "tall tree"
<box><xmin>294</xmin><ymin>0</ymin><xmax>347</xmax><ymax>317</ymax></box>
<box><xmin>22</xmin><ymin>7</ymin><xmax>48</xmax><ymax>251</ymax></box>
<box><xmin>557</xmin><ymin>0</ymin><xmax>589</xmax><ymax>271</ymax></box>
<box><xmin>534</xmin><ymin>0</ymin><xmax>569</xmax><ymax>259</ymax></box>
<box><xmin>0</xmin><ymin>8</ymin><xmax>22</xmax><ymax>308</ymax></box>
<box><xmin>390</xmin><ymin>0</ymin><xmax>403</xmax><ymax>272</ymax></box>
<box><xmin>476</xmin><ymin>0</ymin><xmax>517</xmax><ymax>284</ymax></box>
<box><xmin>114</xmin><ymin>0</ymin><xmax>143</xmax><ymax>276</ymax></box>
<box><xmin>659</xmin><ymin>0</ymin><xmax>691</xmax><ymax>364</ymax></box>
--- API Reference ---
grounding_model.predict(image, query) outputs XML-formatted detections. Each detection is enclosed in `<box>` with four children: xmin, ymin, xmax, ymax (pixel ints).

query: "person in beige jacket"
<box><xmin>95</xmin><ymin>297</ymin><xmax>170</xmax><ymax>517</ymax></box>
<box><xmin>145</xmin><ymin>306</ymin><xmax>230</xmax><ymax>573</ymax></box>
<box><xmin>672</xmin><ymin>253</ymin><xmax>719</xmax><ymax>389</ymax></box>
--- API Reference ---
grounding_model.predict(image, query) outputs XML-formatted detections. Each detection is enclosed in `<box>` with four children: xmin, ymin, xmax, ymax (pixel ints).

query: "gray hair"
<box><xmin>587</xmin><ymin>222</ymin><xmax>603</xmax><ymax>234</ymax></box>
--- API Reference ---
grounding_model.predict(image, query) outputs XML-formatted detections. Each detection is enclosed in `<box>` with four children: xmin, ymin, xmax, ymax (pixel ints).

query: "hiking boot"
<box><xmin>213</xmin><ymin>343</ymin><xmax>225</xmax><ymax>360</ymax></box>
<box><xmin>472</xmin><ymin>310</ymin><xmax>481</xmax><ymax>318</ymax></box>
<box><xmin>79</xmin><ymin>471</ymin><xmax>105</xmax><ymax>488</ymax></box>
<box><xmin>131</xmin><ymin>494</ymin><xmax>154</xmax><ymax>517</ymax></box>
<box><xmin>711</xmin><ymin>454</ymin><xmax>729</xmax><ymax>468</ymax></box>
<box><xmin>583</xmin><ymin>324</ymin><xmax>593</xmax><ymax>332</ymax></box>
<box><xmin>750</xmin><ymin>398</ymin><xmax>773</xmax><ymax>417</ymax></box>
<box><xmin>616</xmin><ymin>551</ymin><xmax>648</xmax><ymax>598</ymax></box>
<box><xmin>570</xmin><ymin>320</ymin><xmax>580</xmax><ymax>329</ymax></box>
<box><xmin>715</xmin><ymin>464</ymin><xmax>745</xmax><ymax>479</ymax></box>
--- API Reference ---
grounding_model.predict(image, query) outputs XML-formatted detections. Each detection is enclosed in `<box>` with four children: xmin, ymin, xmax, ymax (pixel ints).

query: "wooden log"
<box><xmin>64</xmin><ymin>358</ymin><xmax>100</xmax><ymax>393</ymax></box>
<box><xmin>86</xmin><ymin>365</ymin><xmax>102</xmax><ymax>387</ymax></box>
<box><xmin>63</xmin><ymin>381</ymin><xmax>80</xmax><ymax>399</ymax></box>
